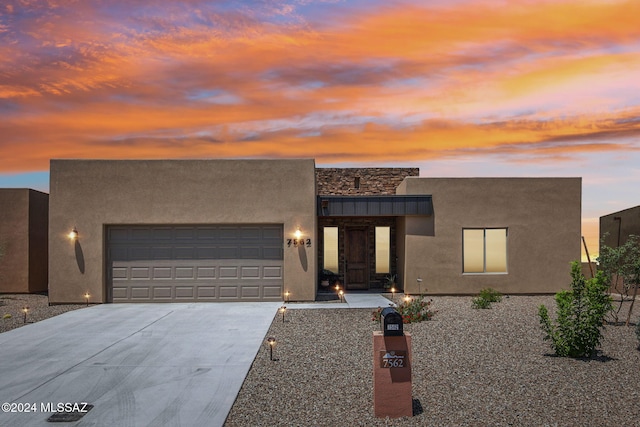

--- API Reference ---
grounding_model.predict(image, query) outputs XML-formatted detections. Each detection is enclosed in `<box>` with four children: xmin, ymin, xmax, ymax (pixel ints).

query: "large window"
<box><xmin>463</xmin><ymin>228</ymin><xmax>507</xmax><ymax>273</ymax></box>
<box><xmin>323</xmin><ymin>227</ymin><xmax>339</xmax><ymax>272</ymax></box>
<box><xmin>375</xmin><ymin>226</ymin><xmax>390</xmax><ymax>274</ymax></box>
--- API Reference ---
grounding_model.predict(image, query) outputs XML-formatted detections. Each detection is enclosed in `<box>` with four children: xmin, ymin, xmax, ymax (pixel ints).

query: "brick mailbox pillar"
<box><xmin>373</xmin><ymin>331</ymin><xmax>412</xmax><ymax>418</ymax></box>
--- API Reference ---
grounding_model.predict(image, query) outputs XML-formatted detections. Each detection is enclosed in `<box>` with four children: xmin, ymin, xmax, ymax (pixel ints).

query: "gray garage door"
<box><xmin>106</xmin><ymin>225</ymin><xmax>283</xmax><ymax>302</ymax></box>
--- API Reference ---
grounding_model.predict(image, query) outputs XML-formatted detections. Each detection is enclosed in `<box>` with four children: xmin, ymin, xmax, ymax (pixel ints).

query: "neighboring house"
<box><xmin>0</xmin><ymin>189</ymin><xmax>49</xmax><ymax>293</ymax></box>
<box><xmin>600</xmin><ymin>205</ymin><xmax>640</xmax><ymax>249</ymax></box>
<box><xmin>47</xmin><ymin>159</ymin><xmax>581</xmax><ymax>303</ymax></box>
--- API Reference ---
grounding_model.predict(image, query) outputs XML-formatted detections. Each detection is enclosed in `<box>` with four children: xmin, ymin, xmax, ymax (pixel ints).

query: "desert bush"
<box><xmin>538</xmin><ymin>261</ymin><xmax>612</xmax><ymax>358</ymax></box>
<box><xmin>636</xmin><ymin>321</ymin><xmax>640</xmax><ymax>350</ymax></box>
<box><xmin>472</xmin><ymin>288</ymin><xmax>502</xmax><ymax>309</ymax></box>
<box><xmin>372</xmin><ymin>295</ymin><xmax>435</xmax><ymax>324</ymax></box>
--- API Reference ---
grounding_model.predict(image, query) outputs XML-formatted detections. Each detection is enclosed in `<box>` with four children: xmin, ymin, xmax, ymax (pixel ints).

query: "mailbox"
<box><xmin>380</xmin><ymin>307</ymin><xmax>403</xmax><ymax>336</ymax></box>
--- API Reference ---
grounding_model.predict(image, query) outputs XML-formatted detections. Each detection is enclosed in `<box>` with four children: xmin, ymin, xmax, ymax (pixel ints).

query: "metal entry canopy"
<box><xmin>106</xmin><ymin>224</ymin><xmax>284</xmax><ymax>302</ymax></box>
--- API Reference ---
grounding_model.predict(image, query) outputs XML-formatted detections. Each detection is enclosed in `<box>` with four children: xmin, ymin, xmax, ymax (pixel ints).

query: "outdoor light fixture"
<box><xmin>284</xmin><ymin>291</ymin><xmax>290</xmax><ymax>303</ymax></box>
<box><xmin>280</xmin><ymin>306</ymin><xmax>287</xmax><ymax>323</ymax></box>
<box><xmin>294</xmin><ymin>228</ymin><xmax>302</xmax><ymax>239</ymax></box>
<box><xmin>22</xmin><ymin>306</ymin><xmax>29</xmax><ymax>323</ymax></box>
<box><xmin>335</xmin><ymin>284</ymin><xmax>340</xmax><ymax>293</ymax></box>
<box><xmin>391</xmin><ymin>287</ymin><xmax>396</xmax><ymax>302</ymax></box>
<box><xmin>417</xmin><ymin>277</ymin><xmax>423</xmax><ymax>295</ymax></box>
<box><xmin>267</xmin><ymin>337</ymin><xmax>276</xmax><ymax>361</ymax></box>
<box><xmin>404</xmin><ymin>294</ymin><xmax>412</xmax><ymax>303</ymax></box>
<box><xmin>339</xmin><ymin>290</ymin><xmax>344</xmax><ymax>303</ymax></box>
<box><xmin>84</xmin><ymin>292</ymin><xmax>90</xmax><ymax>307</ymax></box>
<box><xmin>68</xmin><ymin>227</ymin><xmax>78</xmax><ymax>240</ymax></box>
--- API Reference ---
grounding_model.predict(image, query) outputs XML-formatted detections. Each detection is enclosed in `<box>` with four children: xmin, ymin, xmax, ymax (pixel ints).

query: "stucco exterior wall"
<box><xmin>0</xmin><ymin>189</ymin><xmax>48</xmax><ymax>293</ymax></box>
<box><xmin>397</xmin><ymin>177</ymin><xmax>581</xmax><ymax>294</ymax></box>
<box><xmin>49</xmin><ymin>159</ymin><xmax>317</xmax><ymax>303</ymax></box>
<box><xmin>600</xmin><ymin>205</ymin><xmax>640</xmax><ymax>249</ymax></box>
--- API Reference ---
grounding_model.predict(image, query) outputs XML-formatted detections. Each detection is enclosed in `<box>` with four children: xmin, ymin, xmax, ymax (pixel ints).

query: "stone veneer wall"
<box><xmin>316</xmin><ymin>168</ymin><xmax>419</xmax><ymax>195</ymax></box>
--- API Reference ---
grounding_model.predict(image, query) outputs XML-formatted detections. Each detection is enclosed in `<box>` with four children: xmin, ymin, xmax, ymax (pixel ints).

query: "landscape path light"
<box><xmin>339</xmin><ymin>290</ymin><xmax>344</xmax><ymax>303</ymax></box>
<box><xmin>280</xmin><ymin>306</ymin><xmax>287</xmax><ymax>323</ymax></box>
<box><xmin>84</xmin><ymin>292</ymin><xmax>90</xmax><ymax>307</ymax></box>
<box><xmin>417</xmin><ymin>277</ymin><xmax>423</xmax><ymax>295</ymax></box>
<box><xmin>266</xmin><ymin>337</ymin><xmax>276</xmax><ymax>361</ymax></box>
<box><xmin>404</xmin><ymin>294</ymin><xmax>412</xmax><ymax>304</ymax></box>
<box><xmin>391</xmin><ymin>287</ymin><xmax>396</xmax><ymax>302</ymax></box>
<box><xmin>284</xmin><ymin>290</ymin><xmax>290</xmax><ymax>303</ymax></box>
<box><xmin>22</xmin><ymin>306</ymin><xmax>29</xmax><ymax>323</ymax></box>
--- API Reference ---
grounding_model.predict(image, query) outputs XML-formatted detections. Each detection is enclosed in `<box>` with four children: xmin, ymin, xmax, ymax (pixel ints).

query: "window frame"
<box><xmin>462</xmin><ymin>228</ymin><xmax>508</xmax><ymax>274</ymax></box>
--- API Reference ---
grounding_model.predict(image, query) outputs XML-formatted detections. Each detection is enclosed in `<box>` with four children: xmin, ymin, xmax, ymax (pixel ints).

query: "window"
<box><xmin>323</xmin><ymin>227</ymin><xmax>339</xmax><ymax>272</ymax></box>
<box><xmin>463</xmin><ymin>228</ymin><xmax>507</xmax><ymax>273</ymax></box>
<box><xmin>375</xmin><ymin>226</ymin><xmax>390</xmax><ymax>273</ymax></box>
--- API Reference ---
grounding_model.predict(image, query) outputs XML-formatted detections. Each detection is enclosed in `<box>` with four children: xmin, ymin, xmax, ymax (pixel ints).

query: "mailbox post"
<box><xmin>373</xmin><ymin>307</ymin><xmax>412</xmax><ymax>418</ymax></box>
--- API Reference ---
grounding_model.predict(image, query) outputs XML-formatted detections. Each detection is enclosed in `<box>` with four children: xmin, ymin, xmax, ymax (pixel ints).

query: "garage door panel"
<box><xmin>107</xmin><ymin>225</ymin><xmax>283</xmax><ymax>302</ymax></box>
<box><xmin>197</xmin><ymin>286</ymin><xmax>216</xmax><ymax>298</ymax></box>
<box><xmin>219</xmin><ymin>286</ymin><xmax>239</xmax><ymax>299</ymax></box>
<box><xmin>153</xmin><ymin>287</ymin><xmax>173</xmax><ymax>299</ymax></box>
<box><xmin>241</xmin><ymin>286</ymin><xmax>260</xmax><ymax>298</ymax></box>
<box><xmin>175</xmin><ymin>267</ymin><xmax>195</xmax><ymax>279</ymax></box>
<box><xmin>130</xmin><ymin>287</ymin><xmax>151</xmax><ymax>299</ymax></box>
<box><xmin>196</xmin><ymin>267</ymin><xmax>216</xmax><ymax>279</ymax></box>
<box><xmin>263</xmin><ymin>285</ymin><xmax>282</xmax><ymax>298</ymax></box>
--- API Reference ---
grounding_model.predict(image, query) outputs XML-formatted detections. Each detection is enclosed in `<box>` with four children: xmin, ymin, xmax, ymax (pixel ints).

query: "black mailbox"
<box><xmin>380</xmin><ymin>307</ymin><xmax>403</xmax><ymax>336</ymax></box>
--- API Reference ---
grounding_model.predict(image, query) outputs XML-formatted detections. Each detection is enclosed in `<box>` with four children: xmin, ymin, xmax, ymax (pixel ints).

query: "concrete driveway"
<box><xmin>0</xmin><ymin>302</ymin><xmax>281</xmax><ymax>427</ymax></box>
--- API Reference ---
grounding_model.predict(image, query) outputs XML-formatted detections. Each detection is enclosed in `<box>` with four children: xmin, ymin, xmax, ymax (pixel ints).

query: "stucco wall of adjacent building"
<box><xmin>396</xmin><ymin>177</ymin><xmax>581</xmax><ymax>294</ymax></box>
<box><xmin>600</xmin><ymin>205</ymin><xmax>640</xmax><ymax>249</ymax></box>
<box><xmin>316</xmin><ymin>168</ymin><xmax>418</xmax><ymax>195</ymax></box>
<box><xmin>0</xmin><ymin>189</ymin><xmax>48</xmax><ymax>293</ymax></box>
<box><xmin>49</xmin><ymin>159</ymin><xmax>317</xmax><ymax>303</ymax></box>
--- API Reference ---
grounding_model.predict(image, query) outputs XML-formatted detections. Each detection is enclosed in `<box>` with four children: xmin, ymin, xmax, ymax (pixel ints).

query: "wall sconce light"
<box><xmin>280</xmin><ymin>306</ymin><xmax>287</xmax><ymax>323</ymax></box>
<box><xmin>267</xmin><ymin>337</ymin><xmax>276</xmax><ymax>361</ymax></box>
<box><xmin>84</xmin><ymin>292</ymin><xmax>90</xmax><ymax>307</ymax></box>
<box><xmin>284</xmin><ymin>291</ymin><xmax>290</xmax><ymax>303</ymax></box>
<box><xmin>22</xmin><ymin>306</ymin><xmax>29</xmax><ymax>323</ymax></box>
<box><xmin>68</xmin><ymin>227</ymin><xmax>78</xmax><ymax>240</ymax></box>
<box><xmin>294</xmin><ymin>228</ymin><xmax>302</xmax><ymax>239</ymax></box>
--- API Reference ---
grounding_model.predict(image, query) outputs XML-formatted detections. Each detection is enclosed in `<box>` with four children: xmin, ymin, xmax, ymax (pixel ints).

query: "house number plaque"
<box><xmin>380</xmin><ymin>351</ymin><xmax>406</xmax><ymax>368</ymax></box>
<box><xmin>287</xmin><ymin>239</ymin><xmax>311</xmax><ymax>247</ymax></box>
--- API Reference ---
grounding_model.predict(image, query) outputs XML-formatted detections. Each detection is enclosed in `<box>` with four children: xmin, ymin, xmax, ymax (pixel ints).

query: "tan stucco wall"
<box><xmin>396</xmin><ymin>177</ymin><xmax>581</xmax><ymax>294</ymax></box>
<box><xmin>49</xmin><ymin>159</ymin><xmax>317</xmax><ymax>303</ymax></box>
<box><xmin>0</xmin><ymin>189</ymin><xmax>48</xmax><ymax>293</ymax></box>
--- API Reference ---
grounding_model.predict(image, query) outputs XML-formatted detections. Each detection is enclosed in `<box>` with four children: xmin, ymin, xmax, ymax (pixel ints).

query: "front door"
<box><xmin>345</xmin><ymin>227</ymin><xmax>368</xmax><ymax>290</ymax></box>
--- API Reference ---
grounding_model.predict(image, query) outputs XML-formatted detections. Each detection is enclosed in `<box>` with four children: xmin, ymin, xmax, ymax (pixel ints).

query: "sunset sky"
<box><xmin>1</xmin><ymin>0</ymin><xmax>639</xmax><ymax>258</ymax></box>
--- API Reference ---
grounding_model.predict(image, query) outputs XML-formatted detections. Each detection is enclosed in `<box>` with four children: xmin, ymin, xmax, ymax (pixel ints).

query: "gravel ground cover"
<box><xmin>225</xmin><ymin>296</ymin><xmax>640</xmax><ymax>427</ymax></box>
<box><xmin>0</xmin><ymin>294</ymin><xmax>84</xmax><ymax>334</ymax></box>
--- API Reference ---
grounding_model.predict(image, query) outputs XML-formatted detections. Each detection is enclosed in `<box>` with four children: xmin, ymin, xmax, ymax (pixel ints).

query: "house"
<box><xmin>0</xmin><ymin>189</ymin><xmax>49</xmax><ymax>293</ymax></box>
<box><xmin>600</xmin><ymin>205</ymin><xmax>640</xmax><ymax>249</ymax></box>
<box><xmin>47</xmin><ymin>159</ymin><xmax>581</xmax><ymax>303</ymax></box>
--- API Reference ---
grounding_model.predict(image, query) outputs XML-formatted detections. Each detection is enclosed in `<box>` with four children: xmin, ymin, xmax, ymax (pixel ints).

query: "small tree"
<box><xmin>538</xmin><ymin>261</ymin><xmax>612</xmax><ymax>358</ymax></box>
<box><xmin>597</xmin><ymin>235</ymin><xmax>640</xmax><ymax>326</ymax></box>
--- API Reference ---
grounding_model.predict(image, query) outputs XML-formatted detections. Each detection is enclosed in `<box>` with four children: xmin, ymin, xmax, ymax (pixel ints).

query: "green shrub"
<box><xmin>372</xmin><ymin>295</ymin><xmax>435</xmax><ymax>324</ymax></box>
<box><xmin>471</xmin><ymin>296</ymin><xmax>491</xmax><ymax>309</ymax></box>
<box><xmin>471</xmin><ymin>288</ymin><xmax>502</xmax><ymax>309</ymax></box>
<box><xmin>538</xmin><ymin>261</ymin><xmax>612</xmax><ymax>358</ymax></box>
<box><xmin>479</xmin><ymin>288</ymin><xmax>502</xmax><ymax>303</ymax></box>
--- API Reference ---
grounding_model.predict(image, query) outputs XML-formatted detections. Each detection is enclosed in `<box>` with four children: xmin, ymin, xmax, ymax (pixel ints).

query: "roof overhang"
<box><xmin>317</xmin><ymin>195</ymin><xmax>433</xmax><ymax>217</ymax></box>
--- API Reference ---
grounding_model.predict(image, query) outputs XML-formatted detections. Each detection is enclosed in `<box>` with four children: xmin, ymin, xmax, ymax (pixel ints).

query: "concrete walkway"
<box><xmin>0</xmin><ymin>294</ymin><xmax>393</xmax><ymax>427</ymax></box>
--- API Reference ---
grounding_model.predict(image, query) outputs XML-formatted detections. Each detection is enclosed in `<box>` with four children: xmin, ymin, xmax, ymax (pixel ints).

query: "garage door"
<box><xmin>106</xmin><ymin>225</ymin><xmax>283</xmax><ymax>302</ymax></box>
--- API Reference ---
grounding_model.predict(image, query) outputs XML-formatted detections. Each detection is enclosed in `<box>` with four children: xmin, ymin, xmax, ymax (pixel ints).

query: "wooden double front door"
<box><xmin>345</xmin><ymin>226</ymin><xmax>368</xmax><ymax>290</ymax></box>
